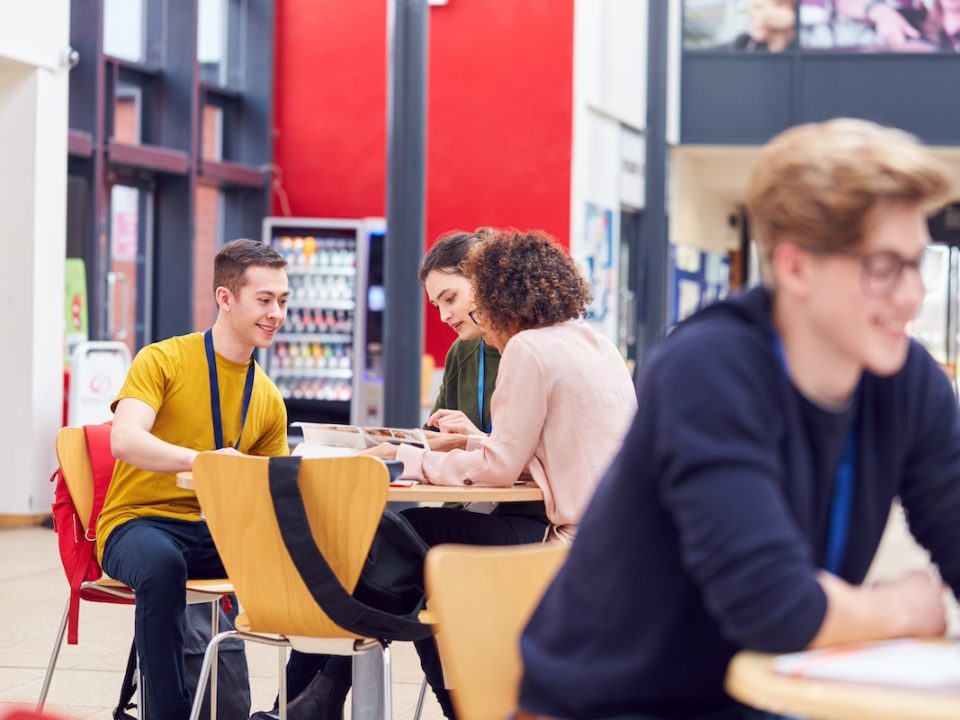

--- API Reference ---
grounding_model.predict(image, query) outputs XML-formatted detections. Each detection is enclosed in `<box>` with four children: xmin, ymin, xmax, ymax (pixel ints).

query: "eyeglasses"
<box><xmin>468</xmin><ymin>308</ymin><xmax>483</xmax><ymax>326</ymax></box>
<box><xmin>795</xmin><ymin>245</ymin><xmax>939</xmax><ymax>298</ymax></box>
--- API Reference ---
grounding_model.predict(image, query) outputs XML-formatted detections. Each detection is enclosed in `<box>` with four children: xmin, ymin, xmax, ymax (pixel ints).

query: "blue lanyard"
<box><xmin>477</xmin><ymin>340</ymin><xmax>492</xmax><ymax>433</ymax></box>
<box><xmin>773</xmin><ymin>334</ymin><xmax>856</xmax><ymax>575</ymax></box>
<box><xmin>825</xmin><ymin>430</ymin><xmax>856</xmax><ymax>574</ymax></box>
<box><xmin>204</xmin><ymin>329</ymin><xmax>256</xmax><ymax>450</ymax></box>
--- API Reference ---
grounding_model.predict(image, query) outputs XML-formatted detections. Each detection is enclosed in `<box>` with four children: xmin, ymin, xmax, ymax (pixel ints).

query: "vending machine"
<box><xmin>262</xmin><ymin>217</ymin><xmax>386</xmax><ymax>426</ymax></box>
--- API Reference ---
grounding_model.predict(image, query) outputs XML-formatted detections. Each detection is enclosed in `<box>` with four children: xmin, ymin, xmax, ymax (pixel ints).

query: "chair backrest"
<box><xmin>191</xmin><ymin>453</ymin><xmax>390</xmax><ymax>639</ymax></box>
<box><xmin>424</xmin><ymin>543</ymin><xmax>569</xmax><ymax>720</ymax></box>
<box><xmin>55</xmin><ymin>427</ymin><xmax>96</xmax><ymax>529</ymax></box>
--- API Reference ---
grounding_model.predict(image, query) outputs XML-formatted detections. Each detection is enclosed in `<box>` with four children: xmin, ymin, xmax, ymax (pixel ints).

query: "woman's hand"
<box><xmin>427</xmin><ymin>409</ymin><xmax>485</xmax><ymax>436</ymax></box>
<box><xmin>360</xmin><ymin>442</ymin><xmax>400</xmax><ymax>460</ymax></box>
<box><xmin>423</xmin><ymin>430</ymin><xmax>469</xmax><ymax>452</ymax></box>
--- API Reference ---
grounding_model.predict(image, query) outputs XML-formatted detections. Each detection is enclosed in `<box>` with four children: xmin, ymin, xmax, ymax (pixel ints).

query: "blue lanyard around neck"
<box><xmin>477</xmin><ymin>340</ymin><xmax>492</xmax><ymax>433</ymax></box>
<box><xmin>204</xmin><ymin>329</ymin><xmax>256</xmax><ymax>450</ymax></box>
<box><xmin>773</xmin><ymin>333</ymin><xmax>856</xmax><ymax>575</ymax></box>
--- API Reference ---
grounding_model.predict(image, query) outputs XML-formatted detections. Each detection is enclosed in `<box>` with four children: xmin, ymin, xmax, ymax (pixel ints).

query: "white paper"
<box><xmin>772</xmin><ymin>640</ymin><xmax>960</xmax><ymax>694</ymax></box>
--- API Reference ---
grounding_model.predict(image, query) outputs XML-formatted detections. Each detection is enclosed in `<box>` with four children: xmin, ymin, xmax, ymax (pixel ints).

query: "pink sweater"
<box><xmin>397</xmin><ymin>320</ymin><xmax>637</xmax><ymax>539</ymax></box>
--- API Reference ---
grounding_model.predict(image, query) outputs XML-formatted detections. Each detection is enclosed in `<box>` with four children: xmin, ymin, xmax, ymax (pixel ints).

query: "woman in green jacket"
<box><xmin>420</xmin><ymin>228</ymin><xmax>500</xmax><ymax>435</ymax></box>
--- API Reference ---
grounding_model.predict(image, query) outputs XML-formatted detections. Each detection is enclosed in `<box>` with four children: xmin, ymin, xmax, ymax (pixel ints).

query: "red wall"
<box><xmin>273</xmin><ymin>0</ymin><xmax>574</xmax><ymax>364</ymax></box>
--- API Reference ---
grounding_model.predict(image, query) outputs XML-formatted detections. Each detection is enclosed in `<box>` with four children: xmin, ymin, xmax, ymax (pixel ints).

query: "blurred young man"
<box><xmin>518</xmin><ymin>119</ymin><xmax>960</xmax><ymax>720</ymax></box>
<box><xmin>98</xmin><ymin>239</ymin><xmax>290</xmax><ymax>720</ymax></box>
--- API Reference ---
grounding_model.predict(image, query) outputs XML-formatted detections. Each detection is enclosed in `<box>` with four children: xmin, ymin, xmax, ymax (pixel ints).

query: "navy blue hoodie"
<box><xmin>519</xmin><ymin>286</ymin><xmax>960</xmax><ymax>719</ymax></box>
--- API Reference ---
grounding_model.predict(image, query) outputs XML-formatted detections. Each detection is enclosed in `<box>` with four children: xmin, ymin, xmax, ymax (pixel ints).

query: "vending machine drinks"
<box><xmin>262</xmin><ymin>217</ymin><xmax>386</xmax><ymax>426</ymax></box>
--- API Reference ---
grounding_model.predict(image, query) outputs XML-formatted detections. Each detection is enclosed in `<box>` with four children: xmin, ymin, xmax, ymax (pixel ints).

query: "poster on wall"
<box><xmin>670</xmin><ymin>244</ymin><xmax>732</xmax><ymax>325</ymax></box>
<box><xmin>64</xmin><ymin>258</ymin><xmax>89</xmax><ymax>366</ymax></box>
<box><xmin>582</xmin><ymin>204</ymin><xmax>617</xmax><ymax>340</ymax></box>
<box><xmin>111</xmin><ymin>184</ymin><xmax>139</xmax><ymax>263</ymax></box>
<box><xmin>683</xmin><ymin>0</ymin><xmax>797</xmax><ymax>52</ymax></box>
<box><xmin>800</xmin><ymin>1</ymin><xmax>960</xmax><ymax>52</ymax></box>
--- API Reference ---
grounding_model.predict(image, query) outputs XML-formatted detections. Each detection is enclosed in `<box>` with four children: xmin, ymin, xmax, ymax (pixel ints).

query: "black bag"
<box><xmin>268</xmin><ymin>456</ymin><xmax>433</xmax><ymax>642</ymax></box>
<box><xmin>354</xmin><ymin>507</ymin><xmax>431</xmax><ymax>616</ymax></box>
<box><xmin>183</xmin><ymin>599</ymin><xmax>251</xmax><ymax>720</ymax></box>
<box><xmin>113</xmin><ymin>600</ymin><xmax>251</xmax><ymax>720</ymax></box>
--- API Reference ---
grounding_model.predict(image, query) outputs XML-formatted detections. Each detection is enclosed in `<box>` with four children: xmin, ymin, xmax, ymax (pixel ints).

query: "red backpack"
<box><xmin>49</xmin><ymin>422</ymin><xmax>130</xmax><ymax>644</ymax></box>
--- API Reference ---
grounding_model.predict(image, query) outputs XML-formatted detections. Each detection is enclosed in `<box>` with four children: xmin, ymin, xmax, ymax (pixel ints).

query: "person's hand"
<box><xmin>868</xmin><ymin>4</ymin><xmax>920</xmax><ymax>48</ymax></box>
<box><xmin>873</xmin><ymin>570</ymin><xmax>948</xmax><ymax>638</ymax></box>
<box><xmin>423</xmin><ymin>430</ymin><xmax>469</xmax><ymax>452</ymax></box>
<box><xmin>427</xmin><ymin>409</ymin><xmax>485</xmax><ymax>436</ymax></box>
<box><xmin>213</xmin><ymin>447</ymin><xmax>243</xmax><ymax>456</ymax></box>
<box><xmin>360</xmin><ymin>442</ymin><xmax>399</xmax><ymax>460</ymax></box>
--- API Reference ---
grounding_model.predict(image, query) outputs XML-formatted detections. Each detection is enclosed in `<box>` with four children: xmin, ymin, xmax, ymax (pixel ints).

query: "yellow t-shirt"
<box><xmin>96</xmin><ymin>332</ymin><xmax>289</xmax><ymax>561</ymax></box>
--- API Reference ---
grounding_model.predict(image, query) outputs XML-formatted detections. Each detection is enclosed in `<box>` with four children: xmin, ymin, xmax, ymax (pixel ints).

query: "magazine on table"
<box><xmin>292</xmin><ymin>422</ymin><xmax>430</xmax><ymax>450</ymax></box>
<box><xmin>771</xmin><ymin>639</ymin><xmax>960</xmax><ymax>694</ymax></box>
<box><xmin>291</xmin><ymin>422</ymin><xmax>443</xmax><ymax>485</ymax></box>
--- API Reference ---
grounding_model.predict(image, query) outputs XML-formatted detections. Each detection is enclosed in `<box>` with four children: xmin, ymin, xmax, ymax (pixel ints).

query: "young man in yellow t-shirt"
<box><xmin>97</xmin><ymin>239</ymin><xmax>290</xmax><ymax>720</ymax></box>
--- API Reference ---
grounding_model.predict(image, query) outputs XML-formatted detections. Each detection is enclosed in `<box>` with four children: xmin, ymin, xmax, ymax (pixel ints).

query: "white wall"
<box><xmin>571</xmin><ymin>0</ymin><xmax>647</xmax><ymax>344</ymax></box>
<box><xmin>0</xmin><ymin>0</ymin><xmax>70</xmax><ymax>515</ymax></box>
<box><xmin>0</xmin><ymin>0</ymin><xmax>72</xmax><ymax>70</ymax></box>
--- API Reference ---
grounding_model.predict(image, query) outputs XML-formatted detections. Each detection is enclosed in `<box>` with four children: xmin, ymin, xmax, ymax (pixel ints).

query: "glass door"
<box><xmin>104</xmin><ymin>182</ymin><xmax>153</xmax><ymax>355</ymax></box>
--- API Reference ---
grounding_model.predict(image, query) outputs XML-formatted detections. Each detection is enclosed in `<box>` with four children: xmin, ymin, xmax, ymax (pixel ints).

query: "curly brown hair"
<box><xmin>461</xmin><ymin>228</ymin><xmax>592</xmax><ymax>335</ymax></box>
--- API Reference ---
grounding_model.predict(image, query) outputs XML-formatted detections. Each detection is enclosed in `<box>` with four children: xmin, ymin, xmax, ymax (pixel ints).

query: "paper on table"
<box><xmin>292</xmin><ymin>443</ymin><xmax>357</xmax><ymax>459</ymax></box>
<box><xmin>772</xmin><ymin>639</ymin><xmax>960</xmax><ymax>694</ymax></box>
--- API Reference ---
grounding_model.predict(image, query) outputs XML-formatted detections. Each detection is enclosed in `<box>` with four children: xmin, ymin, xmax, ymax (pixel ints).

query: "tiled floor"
<box><xmin>0</xmin><ymin>526</ymin><xmax>443</xmax><ymax>719</ymax></box>
<box><xmin>0</xmin><ymin>507</ymin><xmax>956</xmax><ymax>719</ymax></box>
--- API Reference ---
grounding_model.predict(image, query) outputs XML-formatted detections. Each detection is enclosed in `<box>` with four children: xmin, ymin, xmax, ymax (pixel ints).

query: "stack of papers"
<box><xmin>772</xmin><ymin>639</ymin><xmax>960</xmax><ymax>694</ymax></box>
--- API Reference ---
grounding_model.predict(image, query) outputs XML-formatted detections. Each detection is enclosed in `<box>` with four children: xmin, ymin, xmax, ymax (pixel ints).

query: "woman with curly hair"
<box><xmin>366</xmin><ymin>227</ymin><xmax>638</xmax><ymax>718</ymax></box>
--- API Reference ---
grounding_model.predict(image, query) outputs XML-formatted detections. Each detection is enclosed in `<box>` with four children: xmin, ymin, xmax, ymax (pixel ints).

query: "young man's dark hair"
<box><xmin>213</xmin><ymin>238</ymin><xmax>287</xmax><ymax>296</ymax></box>
<box><xmin>518</xmin><ymin>119</ymin><xmax>960</xmax><ymax>720</ymax></box>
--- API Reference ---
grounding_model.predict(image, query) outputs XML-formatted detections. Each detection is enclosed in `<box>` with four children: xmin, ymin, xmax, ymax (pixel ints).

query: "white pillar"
<box><xmin>0</xmin><ymin>1</ymin><xmax>70</xmax><ymax>516</ymax></box>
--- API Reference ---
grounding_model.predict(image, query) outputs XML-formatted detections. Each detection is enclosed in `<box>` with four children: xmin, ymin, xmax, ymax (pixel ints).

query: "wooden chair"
<box><xmin>424</xmin><ymin>543</ymin><xmax>569</xmax><ymax>720</ymax></box>
<box><xmin>187</xmin><ymin>452</ymin><xmax>395</xmax><ymax>720</ymax></box>
<box><xmin>38</xmin><ymin>428</ymin><xmax>233</xmax><ymax>714</ymax></box>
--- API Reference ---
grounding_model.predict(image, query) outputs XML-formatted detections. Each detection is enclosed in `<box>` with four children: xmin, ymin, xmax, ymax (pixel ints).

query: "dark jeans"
<box><xmin>101</xmin><ymin>516</ymin><xmax>227</xmax><ymax>720</ymax></box>
<box><xmin>283</xmin><ymin>506</ymin><xmax>550</xmax><ymax>718</ymax></box>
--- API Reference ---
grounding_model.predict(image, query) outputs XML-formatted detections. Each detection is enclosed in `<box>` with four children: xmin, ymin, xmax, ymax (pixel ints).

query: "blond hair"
<box><xmin>747</xmin><ymin>118</ymin><xmax>952</xmax><ymax>279</ymax></box>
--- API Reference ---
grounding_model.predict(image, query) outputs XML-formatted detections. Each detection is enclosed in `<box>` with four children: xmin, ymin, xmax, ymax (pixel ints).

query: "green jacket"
<box><xmin>426</xmin><ymin>338</ymin><xmax>500</xmax><ymax>432</ymax></box>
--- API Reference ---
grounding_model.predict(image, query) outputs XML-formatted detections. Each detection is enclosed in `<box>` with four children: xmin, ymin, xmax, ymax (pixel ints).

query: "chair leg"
<box><xmin>36</xmin><ymin>599</ymin><xmax>69</xmax><ymax>711</ymax></box>
<box><xmin>187</xmin><ymin>631</ymin><xmax>239</xmax><ymax>720</ymax></box>
<box><xmin>209</xmin><ymin>601</ymin><xmax>220</xmax><ymax>720</ymax></box>
<box><xmin>278</xmin><ymin>646</ymin><xmax>288</xmax><ymax>720</ymax></box>
<box><xmin>136</xmin><ymin>644</ymin><xmax>148</xmax><ymax>720</ymax></box>
<box><xmin>380</xmin><ymin>642</ymin><xmax>392</xmax><ymax>720</ymax></box>
<box><xmin>412</xmin><ymin>676</ymin><xmax>428</xmax><ymax>720</ymax></box>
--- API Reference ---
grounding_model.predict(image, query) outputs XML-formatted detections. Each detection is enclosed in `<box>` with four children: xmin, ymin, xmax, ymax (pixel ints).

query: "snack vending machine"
<box><xmin>262</xmin><ymin>217</ymin><xmax>386</xmax><ymax>426</ymax></box>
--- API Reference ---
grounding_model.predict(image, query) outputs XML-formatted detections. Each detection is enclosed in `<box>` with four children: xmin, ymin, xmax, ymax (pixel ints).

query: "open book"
<box><xmin>292</xmin><ymin>422</ymin><xmax>428</xmax><ymax>449</ymax></box>
<box><xmin>772</xmin><ymin>639</ymin><xmax>960</xmax><ymax>694</ymax></box>
<box><xmin>290</xmin><ymin>422</ymin><xmax>429</xmax><ymax>485</ymax></box>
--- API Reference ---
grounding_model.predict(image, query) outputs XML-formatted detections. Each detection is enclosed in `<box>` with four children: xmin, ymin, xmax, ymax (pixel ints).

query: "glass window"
<box><xmin>201</xmin><ymin>104</ymin><xmax>224</xmax><ymax>161</ymax></box>
<box><xmin>106</xmin><ymin>183</ymin><xmax>153</xmax><ymax>354</ymax></box>
<box><xmin>199</xmin><ymin>0</ymin><xmax>229</xmax><ymax>85</ymax></box>
<box><xmin>113</xmin><ymin>82</ymin><xmax>142</xmax><ymax>144</ymax></box>
<box><xmin>103</xmin><ymin>0</ymin><xmax>146</xmax><ymax>63</ymax></box>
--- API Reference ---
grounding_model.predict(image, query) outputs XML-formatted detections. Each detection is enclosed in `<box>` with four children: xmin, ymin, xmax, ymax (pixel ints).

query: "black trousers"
<box><xmin>101</xmin><ymin>517</ymin><xmax>227</xmax><ymax>720</ymax></box>
<box><xmin>284</xmin><ymin>506</ymin><xmax>549</xmax><ymax>717</ymax></box>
